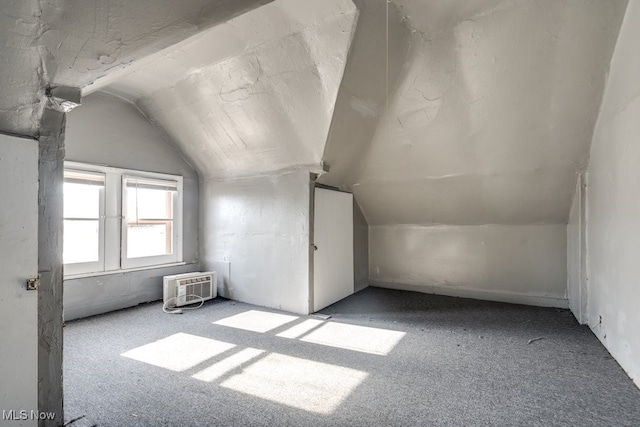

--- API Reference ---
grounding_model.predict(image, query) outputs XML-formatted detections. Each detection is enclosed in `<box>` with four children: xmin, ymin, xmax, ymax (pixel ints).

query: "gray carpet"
<box><xmin>63</xmin><ymin>287</ymin><xmax>640</xmax><ymax>426</ymax></box>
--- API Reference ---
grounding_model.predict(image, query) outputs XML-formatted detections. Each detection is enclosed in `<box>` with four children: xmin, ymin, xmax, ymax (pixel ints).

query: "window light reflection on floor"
<box><xmin>213</xmin><ymin>310</ymin><xmax>407</xmax><ymax>355</ymax></box>
<box><xmin>212</xmin><ymin>310</ymin><xmax>299</xmax><ymax>333</ymax></box>
<box><xmin>276</xmin><ymin>318</ymin><xmax>324</xmax><ymax>339</ymax></box>
<box><xmin>220</xmin><ymin>353</ymin><xmax>368</xmax><ymax>415</ymax></box>
<box><xmin>120</xmin><ymin>317</ymin><xmax>400</xmax><ymax>415</ymax></box>
<box><xmin>299</xmin><ymin>322</ymin><xmax>406</xmax><ymax>355</ymax></box>
<box><xmin>120</xmin><ymin>333</ymin><xmax>235</xmax><ymax>372</ymax></box>
<box><xmin>192</xmin><ymin>348</ymin><xmax>265</xmax><ymax>382</ymax></box>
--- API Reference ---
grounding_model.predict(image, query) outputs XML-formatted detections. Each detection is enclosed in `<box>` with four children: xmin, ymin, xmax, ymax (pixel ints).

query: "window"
<box><xmin>122</xmin><ymin>176</ymin><xmax>180</xmax><ymax>268</ymax></box>
<box><xmin>63</xmin><ymin>170</ymin><xmax>105</xmax><ymax>275</ymax></box>
<box><xmin>63</xmin><ymin>162</ymin><xmax>183</xmax><ymax>276</ymax></box>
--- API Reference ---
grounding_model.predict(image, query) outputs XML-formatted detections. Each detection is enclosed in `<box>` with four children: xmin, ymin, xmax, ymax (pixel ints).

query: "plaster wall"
<box><xmin>319</xmin><ymin>0</ymin><xmax>411</xmax><ymax>188</ymax></box>
<box><xmin>104</xmin><ymin>0</ymin><xmax>358</xmax><ymax>180</ymax></box>
<box><xmin>63</xmin><ymin>91</ymin><xmax>199</xmax><ymax>319</ymax></box>
<box><xmin>567</xmin><ymin>174</ymin><xmax>587</xmax><ymax>323</ymax></box>
<box><xmin>0</xmin><ymin>1</ymin><xmax>43</xmax><ymax>136</ymax></box>
<box><xmin>352</xmin><ymin>0</ymin><xmax>626</xmax><ymax>227</ymax></box>
<box><xmin>0</xmin><ymin>0</ymin><xmax>273</xmax><ymax>137</ymax></box>
<box><xmin>370</xmin><ymin>224</ymin><xmax>567</xmax><ymax>307</ymax></box>
<box><xmin>567</xmin><ymin>178</ymin><xmax>580</xmax><ymax>318</ymax></box>
<box><xmin>37</xmin><ymin>109</ymin><xmax>66</xmax><ymax>426</ymax></box>
<box><xmin>586</xmin><ymin>0</ymin><xmax>640</xmax><ymax>387</ymax></box>
<box><xmin>320</xmin><ymin>0</ymin><xmax>625</xmax><ymax>306</ymax></box>
<box><xmin>63</xmin><ymin>264</ymin><xmax>198</xmax><ymax>321</ymax></box>
<box><xmin>353</xmin><ymin>199</ymin><xmax>369</xmax><ymax>292</ymax></box>
<box><xmin>200</xmin><ymin>170</ymin><xmax>311</xmax><ymax>315</ymax></box>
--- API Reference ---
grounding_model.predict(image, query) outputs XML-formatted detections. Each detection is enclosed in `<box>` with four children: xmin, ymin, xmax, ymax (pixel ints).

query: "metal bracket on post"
<box><xmin>27</xmin><ymin>275</ymin><xmax>40</xmax><ymax>291</ymax></box>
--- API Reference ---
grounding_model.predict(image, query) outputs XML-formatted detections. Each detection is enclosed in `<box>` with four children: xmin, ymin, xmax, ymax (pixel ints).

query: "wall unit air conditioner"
<box><xmin>163</xmin><ymin>271</ymin><xmax>217</xmax><ymax>308</ymax></box>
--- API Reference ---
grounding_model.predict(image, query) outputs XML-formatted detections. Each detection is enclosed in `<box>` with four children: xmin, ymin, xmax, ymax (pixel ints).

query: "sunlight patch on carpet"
<box><xmin>220</xmin><ymin>353</ymin><xmax>368</xmax><ymax>414</ymax></box>
<box><xmin>300</xmin><ymin>322</ymin><xmax>406</xmax><ymax>355</ymax></box>
<box><xmin>213</xmin><ymin>310</ymin><xmax>299</xmax><ymax>333</ymax></box>
<box><xmin>121</xmin><ymin>333</ymin><xmax>235</xmax><ymax>371</ymax></box>
<box><xmin>192</xmin><ymin>348</ymin><xmax>265</xmax><ymax>382</ymax></box>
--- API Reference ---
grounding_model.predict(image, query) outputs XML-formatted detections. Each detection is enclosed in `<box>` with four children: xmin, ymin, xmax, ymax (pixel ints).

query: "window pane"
<box><xmin>64</xmin><ymin>182</ymin><xmax>101</xmax><ymax>219</ymax></box>
<box><xmin>127</xmin><ymin>187</ymin><xmax>173</xmax><ymax>221</ymax></box>
<box><xmin>64</xmin><ymin>220</ymin><xmax>100</xmax><ymax>264</ymax></box>
<box><xmin>127</xmin><ymin>222</ymin><xmax>173</xmax><ymax>258</ymax></box>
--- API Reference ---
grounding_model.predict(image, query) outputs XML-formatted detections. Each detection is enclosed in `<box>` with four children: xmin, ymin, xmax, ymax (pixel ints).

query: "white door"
<box><xmin>313</xmin><ymin>188</ymin><xmax>354</xmax><ymax>312</ymax></box>
<box><xmin>0</xmin><ymin>134</ymin><xmax>39</xmax><ymax>425</ymax></box>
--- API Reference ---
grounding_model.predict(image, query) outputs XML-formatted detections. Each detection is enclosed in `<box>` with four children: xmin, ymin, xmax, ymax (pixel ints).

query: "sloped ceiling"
<box><xmin>321</xmin><ymin>0</ymin><xmax>628</xmax><ymax>226</ymax></box>
<box><xmin>0</xmin><ymin>0</ymin><xmax>273</xmax><ymax>136</ymax></box>
<box><xmin>1</xmin><ymin>0</ymin><xmax>628</xmax><ymax>227</ymax></box>
<box><xmin>97</xmin><ymin>0</ymin><xmax>358</xmax><ymax>179</ymax></box>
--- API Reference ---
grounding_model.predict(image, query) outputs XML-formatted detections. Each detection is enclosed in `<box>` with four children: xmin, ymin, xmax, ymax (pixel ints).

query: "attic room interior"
<box><xmin>1</xmin><ymin>0</ymin><xmax>640</xmax><ymax>425</ymax></box>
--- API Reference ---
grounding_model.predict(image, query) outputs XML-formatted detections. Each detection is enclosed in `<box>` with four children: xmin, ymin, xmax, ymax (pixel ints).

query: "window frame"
<box><xmin>63</xmin><ymin>169</ymin><xmax>106</xmax><ymax>275</ymax></box>
<box><xmin>63</xmin><ymin>161</ymin><xmax>183</xmax><ymax>277</ymax></box>
<box><xmin>121</xmin><ymin>174</ymin><xmax>183</xmax><ymax>269</ymax></box>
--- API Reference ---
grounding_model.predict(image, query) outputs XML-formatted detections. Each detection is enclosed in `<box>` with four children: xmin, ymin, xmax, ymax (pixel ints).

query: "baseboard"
<box><xmin>371</xmin><ymin>281</ymin><xmax>569</xmax><ymax>309</ymax></box>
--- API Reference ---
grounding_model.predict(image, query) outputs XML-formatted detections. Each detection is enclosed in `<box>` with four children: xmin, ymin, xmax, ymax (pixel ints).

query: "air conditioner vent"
<box><xmin>163</xmin><ymin>272</ymin><xmax>217</xmax><ymax>308</ymax></box>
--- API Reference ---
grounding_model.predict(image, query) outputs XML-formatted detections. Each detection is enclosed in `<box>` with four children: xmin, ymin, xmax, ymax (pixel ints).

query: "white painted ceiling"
<box><xmin>0</xmin><ymin>0</ymin><xmax>629</xmax><ymax>226</ymax></box>
<box><xmin>322</xmin><ymin>0</ymin><xmax>628</xmax><ymax>226</ymax></box>
<box><xmin>0</xmin><ymin>0</ymin><xmax>273</xmax><ymax>136</ymax></box>
<box><xmin>94</xmin><ymin>0</ymin><xmax>358</xmax><ymax>179</ymax></box>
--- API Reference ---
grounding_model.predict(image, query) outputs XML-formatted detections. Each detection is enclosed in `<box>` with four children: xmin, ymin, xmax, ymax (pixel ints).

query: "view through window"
<box><xmin>124</xmin><ymin>177</ymin><xmax>177</xmax><ymax>259</ymax></box>
<box><xmin>63</xmin><ymin>170</ymin><xmax>104</xmax><ymax>271</ymax></box>
<box><xmin>63</xmin><ymin>163</ymin><xmax>182</xmax><ymax>275</ymax></box>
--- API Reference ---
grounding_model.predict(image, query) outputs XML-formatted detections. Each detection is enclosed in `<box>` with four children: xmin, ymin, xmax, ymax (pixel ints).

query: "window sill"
<box><xmin>64</xmin><ymin>261</ymin><xmax>192</xmax><ymax>280</ymax></box>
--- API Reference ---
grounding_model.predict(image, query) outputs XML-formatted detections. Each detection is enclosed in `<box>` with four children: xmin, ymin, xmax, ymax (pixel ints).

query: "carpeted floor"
<box><xmin>63</xmin><ymin>287</ymin><xmax>640</xmax><ymax>426</ymax></box>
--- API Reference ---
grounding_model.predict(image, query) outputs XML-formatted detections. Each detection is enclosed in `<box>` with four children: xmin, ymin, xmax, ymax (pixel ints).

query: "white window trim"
<box><xmin>64</xmin><ymin>262</ymin><xmax>188</xmax><ymax>280</ymax></box>
<box><xmin>63</xmin><ymin>169</ymin><xmax>106</xmax><ymax>276</ymax></box>
<box><xmin>121</xmin><ymin>173</ymin><xmax>183</xmax><ymax>269</ymax></box>
<box><xmin>63</xmin><ymin>161</ymin><xmax>183</xmax><ymax>277</ymax></box>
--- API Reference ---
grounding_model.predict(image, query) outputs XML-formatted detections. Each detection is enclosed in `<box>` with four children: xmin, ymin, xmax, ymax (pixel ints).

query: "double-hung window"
<box><xmin>63</xmin><ymin>162</ymin><xmax>183</xmax><ymax>276</ymax></box>
<box><xmin>122</xmin><ymin>176</ymin><xmax>181</xmax><ymax>268</ymax></box>
<box><xmin>63</xmin><ymin>170</ymin><xmax>105</xmax><ymax>275</ymax></box>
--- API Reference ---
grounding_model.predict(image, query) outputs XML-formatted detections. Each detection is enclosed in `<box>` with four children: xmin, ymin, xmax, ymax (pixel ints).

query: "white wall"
<box><xmin>0</xmin><ymin>134</ymin><xmax>39</xmax><ymax>426</ymax></box>
<box><xmin>201</xmin><ymin>170</ymin><xmax>311</xmax><ymax>314</ymax></box>
<box><xmin>64</xmin><ymin>264</ymin><xmax>199</xmax><ymax>321</ymax></box>
<box><xmin>586</xmin><ymin>0</ymin><xmax>640</xmax><ymax>387</ymax></box>
<box><xmin>63</xmin><ymin>91</ymin><xmax>200</xmax><ymax>320</ymax></box>
<box><xmin>353</xmin><ymin>199</ymin><xmax>369</xmax><ymax>292</ymax></box>
<box><xmin>567</xmin><ymin>174</ymin><xmax>587</xmax><ymax>323</ymax></box>
<box><xmin>370</xmin><ymin>224</ymin><xmax>567</xmax><ymax>307</ymax></box>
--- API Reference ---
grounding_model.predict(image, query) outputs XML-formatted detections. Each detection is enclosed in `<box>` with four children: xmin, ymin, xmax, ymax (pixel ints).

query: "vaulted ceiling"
<box><xmin>339</xmin><ymin>0</ymin><xmax>628</xmax><ymax>226</ymax></box>
<box><xmin>0</xmin><ymin>0</ymin><xmax>629</xmax><ymax>226</ymax></box>
<box><xmin>90</xmin><ymin>0</ymin><xmax>359</xmax><ymax>179</ymax></box>
<box><xmin>0</xmin><ymin>0</ymin><xmax>273</xmax><ymax>136</ymax></box>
